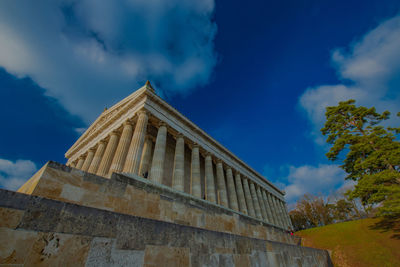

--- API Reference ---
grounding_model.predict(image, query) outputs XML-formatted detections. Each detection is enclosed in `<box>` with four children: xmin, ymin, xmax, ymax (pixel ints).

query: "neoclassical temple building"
<box><xmin>2</xmin><ymin>82</ymin><xmax>332</xmax><ymax>266</ymax></box>
<box><xmin>65</xmin><ymin>81</ymin><xmax>292</xmax><ymax>230</ymax></box>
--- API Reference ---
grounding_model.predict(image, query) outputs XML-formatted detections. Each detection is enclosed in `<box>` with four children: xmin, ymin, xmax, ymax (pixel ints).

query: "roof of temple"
<box><xmin>65</xmin><ymin>82</ymin><xmax>285</xmax><ymax>196</ymax></box>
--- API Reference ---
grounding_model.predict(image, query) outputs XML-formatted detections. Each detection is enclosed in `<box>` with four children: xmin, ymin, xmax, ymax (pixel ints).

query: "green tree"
<box><xmin>321</xmin><ymin>100</ymin><xmax>400</xmax><ymax>219</ymax></box>
<box><xmin>333</xmin><ymin>199</ymin><xmax>354</xmax><ymax>221</ymax></box>
<box><xmin>289</xmin><ymin>209</ymin><xmax>309</xmax><ymax>231</ymax></box>
<box><xmin>291</xmin><ymin>194</ymin><xmax>334</xmax><ymax>230</ymax></box>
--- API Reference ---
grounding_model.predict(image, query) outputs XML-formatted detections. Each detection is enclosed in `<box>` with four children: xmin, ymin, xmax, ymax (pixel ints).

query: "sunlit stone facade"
<box><xmin>65</xmin><ymin>81</ymin><xmax>293</xmax><ymax>230</ymax></box>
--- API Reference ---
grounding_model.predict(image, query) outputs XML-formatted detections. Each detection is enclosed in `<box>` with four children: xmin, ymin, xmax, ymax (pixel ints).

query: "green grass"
<box><xmin>296</xmin><ymin>218</ymin><xmax>400</xmax><ymax>267</ymax></box>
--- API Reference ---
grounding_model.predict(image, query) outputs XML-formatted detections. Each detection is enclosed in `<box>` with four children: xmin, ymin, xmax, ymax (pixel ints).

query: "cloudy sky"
<box><xmin>0</xmin><ymin>0</ymin><xmax>399</xmax><ymax>205</ymax></box>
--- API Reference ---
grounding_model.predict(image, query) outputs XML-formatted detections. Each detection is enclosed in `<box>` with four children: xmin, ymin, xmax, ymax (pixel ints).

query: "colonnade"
<box><xmin>68</xmin><ymin>110</ymin><xmax>293</xmax><ymax>230</ymax></box>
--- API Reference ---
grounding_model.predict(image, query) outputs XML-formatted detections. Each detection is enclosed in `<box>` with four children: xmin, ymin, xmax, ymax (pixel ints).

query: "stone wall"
<box><xmin>0</xmin><ymin>189</ymin><xmax>332</xmax><ymax>266</ymax></box>
<box><xmin>18</xmin><ymin>161</ymin><xmax>293</xmax><ymax>244</ymax></box>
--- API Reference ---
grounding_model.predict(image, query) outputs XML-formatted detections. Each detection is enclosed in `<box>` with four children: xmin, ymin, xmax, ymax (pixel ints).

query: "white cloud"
<box><xmin>331</xmin><ymin>179</ymin><xmax>356</xmax><ymax>198</ymax></box>
<box><xmin>282</xmin><ymin>164</ymin><xmax>347</xmax><ymax>203</ymax></box>
<box><xmin>286</xmin><ymin>16</ymin><xmax>400</xmax><ymax>205</ymax></box>
<box><xmin>0</xmin><ymin>0</ymin><xmax>217</xmax><ymax>123</ymax></box>
<box><xmin>74</xmin><ymin>127</ymin><xmax>87</xmax><ymax>134</ymax></box>
<box><xmin>299</xmin><ymin>15</ymin><xmax>400</xmax><ymax>141</ymax></box>
<box><xmin>0</xmin><ymin>158</ymin><xmax>37</xmax><ymax>191</ymax></box>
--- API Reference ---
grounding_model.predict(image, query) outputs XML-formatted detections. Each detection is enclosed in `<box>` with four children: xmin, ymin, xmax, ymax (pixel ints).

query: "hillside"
<box><xmin>296</xmin><ymin>218</ymin><xmax>400</xmax><ymax>267</ymax></box>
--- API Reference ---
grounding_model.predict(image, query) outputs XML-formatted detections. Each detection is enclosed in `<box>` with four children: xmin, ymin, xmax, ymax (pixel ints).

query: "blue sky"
<box><xmin>0</xmin><ymin>0</ymin><xmax>399</xmax><ymax>205</ymax></box>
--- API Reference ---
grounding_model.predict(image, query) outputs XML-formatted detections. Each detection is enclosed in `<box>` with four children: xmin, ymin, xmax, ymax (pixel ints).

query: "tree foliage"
<box><xmin>289</xmin><ymin>193</ymin><xmax>368</xmax><ymax>231</ymax></box>
<box><xmin>293</xmin><ymin>194</ymin><xmax>333</xmax><ymax>229</ymax></box>
<box><xmin>321</xmin><ymin>100</ymin><xmax>400</xmax><ymax>218</ymax></box>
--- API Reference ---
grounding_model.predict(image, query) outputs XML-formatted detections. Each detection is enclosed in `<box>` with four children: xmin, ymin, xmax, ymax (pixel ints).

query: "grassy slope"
<box><xmin>296</xmin><ymin>218</ymin><xmax>400</xmax><ymax>267</ymax></box>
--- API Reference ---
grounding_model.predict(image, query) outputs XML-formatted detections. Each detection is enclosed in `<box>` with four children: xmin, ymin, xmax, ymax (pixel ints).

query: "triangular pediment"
<box><xmin>66</xmin><ymin>84</ymin><xmax>149</xmax><ymax>157</ymax></box>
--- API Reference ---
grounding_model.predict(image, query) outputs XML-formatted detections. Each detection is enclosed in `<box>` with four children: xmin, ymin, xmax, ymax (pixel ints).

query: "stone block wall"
<box><xmin>0</xmin><ymin>189</ymin><xmax>332</xmax><ymax>266</ymax></box>
<box><xmin>18</xmin><ymin>161</ymin><xmax>293</xmax><ymax>244</ymax></box>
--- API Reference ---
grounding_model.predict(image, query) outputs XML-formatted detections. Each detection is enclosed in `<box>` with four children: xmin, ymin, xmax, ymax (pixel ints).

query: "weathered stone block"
<box><xmin>85</xmin><ymin>237</ymin><xmax>145</xmax><ymax>267</ymax></box>
<box><xmin>0</xmin><ymin>207</ymin><xmax>24</xmax><ymax>229</ymax></box>
<box><xmin>56</xmin><ymin>204</ymin><xmax>119</xmax><ymax>238</ymax></box>
<box><xmin>234</xmin><ymin>254</ymin><xmax>251</xmax><ymax>266</ymax></box>
<box><xmin>16</xmin><ymin>163</ymin><xmax>298</xmax><ymax>245</ymax></box>
<box><xmin>0</xmin><ymin>189</ymin><xmax>333</xmax><ymax>267</ymax></box>
<box><xmin>24</xmin><ymin>232</ymin><xmax>91</xmax><ymax>266</ymax></box>
<box><xmin>0</xmin><ymin>227</ymin><xmax>37</xmax><ymax>265</ymax></box>
<box><xmin>85</xmin><ymin>237</ymin><xmax>113</xmax><ymax>266</ymax></box>
<box><xmin>17</xmin><ymin>197</ymin><xmax>64</xmax><ymax>232</ymax></box>
<box><xmin>32</xmin><ymin>177</ymin><xmax>63</xmax><ymax>200</ymax></box>
<box><xmin>60</xmin><ymin>184</ymin><xmax>85</xmax><ymax>202</ymax></box>
<box><xmin>144</xmin><ymin>245</ymin><xmax>189</xmax><ymax>267</ymax></box>
<box><xmin>0</xmin><ymin>189</ymin><xmax>31</xmax><ymax>210</ymax></box>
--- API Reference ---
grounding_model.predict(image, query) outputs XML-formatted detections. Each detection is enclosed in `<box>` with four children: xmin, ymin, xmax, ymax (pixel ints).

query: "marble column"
<box><xmin>250</xmin><ymin>182</ymin><xmax>263</xmax><ymax>220</ymax></box>
<box><xmin>242</xmin><ymin>178</ymin><xmax>255</xmax><ymax>217</ymax></box>
<box><xmin>256</xmin><ymin>185</ymin><xmax>268</xmax><ymax>222</ymax></box>
<box><xmin>277</xmin><ymin>200</ymin><xmax>286</xmax><ymax>228</ymax></box>
<box><xmin>70</xmin><ymin>161</ymin><xmax>76</xmax><ymax>168</ymax></box>
<box><xmin>279</xmin><ymin>200</ymin><xmax>290</xmax><ymax>229</ymax></box>
<box><xmin>76</xmin><ymin>156</ymin><xmax>85</xmax><ymax>169</ymax></box>
<box><xmin>284</xmin><ymin>202</ymin><xmax>294</xmax><ymax>229</ymax></box>
<box><xmin>272</xmin><ymin>195</ymin><xmax>284</xmax><ymax>228</ymax></box>
<box><xmin>139</xmin><ymin>137</ymin><xmax>153</xmax><ymax>177</ymax></box>
<box><xmin>123</xmin><ymin>110</ymin><xmax>149</xmax><ymax>174</ymax></box>
<box><xmin>97</xmin><ymin>131</ymin><xmax>120</xmax><ymax>177</ymax></box>
<box><xmin>190</xmin><ymin>144</ymin><xmax>201</xmax><ymax>198</ymax></box>
<box><xmin>204</xmin><ymin>153</ymin><xmax>216</xmax><ymax>202</ymax></box>
<box><xmin>81</xmin><ymin>148</ymin><xmax>95</xmax><ymax>172</ymax></box>
<box><xmin>234</xmin><ymin>171</ymin><xmax>247</xmax><ymax>214</ymax></box>
<box><xmin>172</xmin><ymin>134</ymin><xmax>185</xmax><ymax>191</ymax></box>
<box><xmin>226</xmin><ymin>167</ymin><xmax>239</xmax><ymax>211</ymax></box>
<box><xmin>278</xmin><ymin>199</ymin><xmax>287</xmax><ymax>228</ymax></box>
<box><xmin>216</xmin><ymin>160</ymin><xmax>228</xmax><ymax>207</ymax></box>
<box><xmin>149</xmin><ymin>122</ymin><xmax>167</xmax><ymax>184</ymax></box>
<box><xmin>88</xmin><ymin>140</ymin><xmax>107</xmax><ymax>174</ymax></box>
<box><xmin>109</xmin><ymin>121</ymin><xmax>134</xmax><ymax>174</ymax></box>
<box><xmin>261</xmin><ymin>190</ymin><xmax>274</xmax><ymax>224</ymax></box>
<box><xmin>277</xmin><ymin>199</ymin><xmax>287</xmax><ymax>228</ymax></box>
<box><xmin>267</xmin><ymin>193</ymin><xmax>279</xmax><ymax>226</ymax></box>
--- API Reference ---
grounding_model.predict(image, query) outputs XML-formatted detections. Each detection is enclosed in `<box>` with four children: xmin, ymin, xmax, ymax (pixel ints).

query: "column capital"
<box><xmin>243</xmin><ymin>176</ymin><xmax>251</xmax><ymax>183</ymax></box>
<box><xmin>186</xmin><ymin>139</ymin><xmax>196</xmax><ymax>148</ymax></box>
<box><xmin>144</xmin><ymin>135</ymin><xmax>154</xmax><ymax>142</ymax></box>
<box><xmin>110</xmin><ymin>130</ymin><xmax>120</xmax><ymax>136</ymax></box>
<box><xmin>175</xmin><ymin>133</ymin><xmax>185</xmax><ymax>139</ymax></box>
<box><xmin>191</xmin><ymin>143</ymin><xmax>200</xmax><ymax>149</ymax></box>
<box><xmin>123</xmin><ymin>120</ymin><xmax>134</xmax><ymax>126</ymax></box>
<box><xmin>136</xmin><ymin>109</ymin><xmax>149</xmax><ymax>117</ymax></box>
<box><xmin>216</xmin><ymin>158</ymin><xmax>223</xmax><ymax>164</ymax></box>
<box><xmin>158</xmin><ymin>121</ymin><xmax>167</xmax><ymax>127</ymax></box>
<box><xmin>99</xmin><ymin>139</ymin><xmax>107</xmax><ymax>145</ymax></box>
<box><xmin>203</xmin><ymin>151</ymin><xmax>213</xmax><ymax>159</ymax></box>
<box><xmin>89</xmin><ymin>147</ymin><xmax>96</xmax><ymax>152</ymax></box>
<box><xmin>233</xmin><ymin>169</ymin><xmax>241</xmax><ymax>176</ymax></box>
